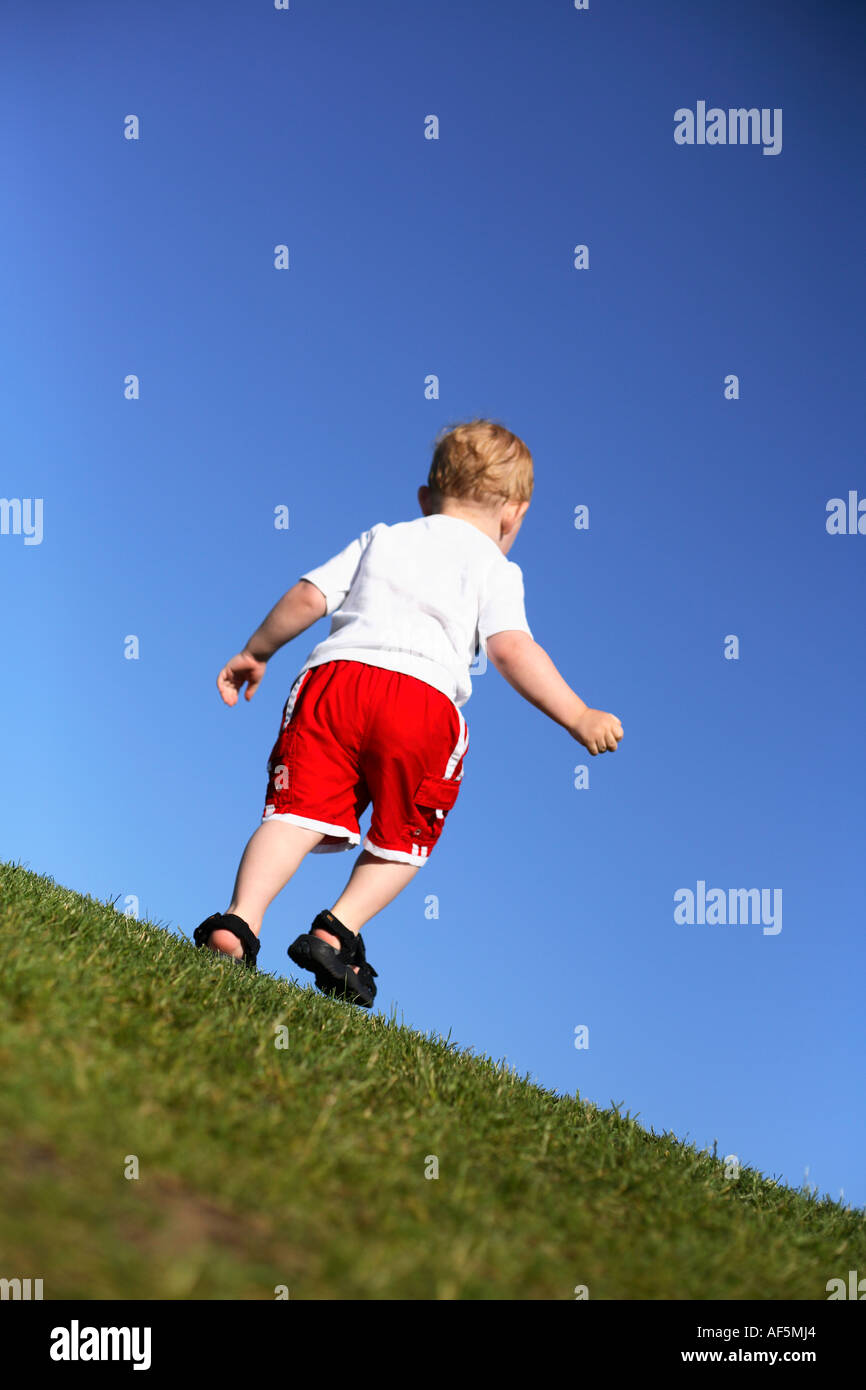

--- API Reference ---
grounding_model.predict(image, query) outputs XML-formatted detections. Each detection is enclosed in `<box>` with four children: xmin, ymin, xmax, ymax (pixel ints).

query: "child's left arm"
<box><xmin>216</xmin><ymin>579</ymin><xmax>327</xmax><ymax>706</ymax></box>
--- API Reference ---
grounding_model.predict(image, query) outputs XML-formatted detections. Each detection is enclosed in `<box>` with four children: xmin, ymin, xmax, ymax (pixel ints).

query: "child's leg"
<box><xmin>330</xmin><ymin>850</ymin><xmax>420</xmax><ymax>930</ymax></box>
<box><xmin>311</xmin><ymin>850</ymin><xmax>420</xmax><ymax>970</ymax></box>
<box><xmin>207</xmin><ymin>820</ymin><xmax>324</xmax><ymax>958</ymax></box>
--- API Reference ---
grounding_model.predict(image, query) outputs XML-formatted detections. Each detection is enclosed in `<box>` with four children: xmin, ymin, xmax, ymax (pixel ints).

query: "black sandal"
<box><xmin>288</xmin><ymin>909</ymin><xmax>378</xmax><ymax>1008</ymax></box>
<box><xmin>193</xmin><ymin>913</ymin><xmax>260</xmax><ymax>970</ymax></box>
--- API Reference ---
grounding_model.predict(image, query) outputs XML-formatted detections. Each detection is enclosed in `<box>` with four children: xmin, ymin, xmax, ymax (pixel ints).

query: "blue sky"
<box><xmin>2</xmin><ymin>0</ymin><xmax>865</xmax><ymax>1215</ymax></box>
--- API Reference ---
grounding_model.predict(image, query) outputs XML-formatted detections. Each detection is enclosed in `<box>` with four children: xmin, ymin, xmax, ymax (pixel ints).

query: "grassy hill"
<box><xmin>1</xmin><ymin>860</ymin><xmax>862</xmax><ymax>1300</ymax></box>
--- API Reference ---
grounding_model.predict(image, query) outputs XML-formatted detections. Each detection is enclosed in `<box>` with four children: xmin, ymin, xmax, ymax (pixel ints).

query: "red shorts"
<box><xmin>262</xmin><ymin>659</ymin><xmax>468</xmax><ymax>864</ymax></box>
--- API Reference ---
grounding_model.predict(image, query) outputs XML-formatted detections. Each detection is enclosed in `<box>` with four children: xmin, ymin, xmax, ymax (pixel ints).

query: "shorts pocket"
<box><xmin>413</xmin><ymin>775</ymin><xmax>461</xmax><ymax>815</ymax></box>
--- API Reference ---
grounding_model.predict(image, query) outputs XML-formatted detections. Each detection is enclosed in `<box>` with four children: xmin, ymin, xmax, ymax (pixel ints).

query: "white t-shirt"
<box><xmin>296</xmin><ymin>514</ymin><xmax>532</xmax><ymax>708</ymax></box>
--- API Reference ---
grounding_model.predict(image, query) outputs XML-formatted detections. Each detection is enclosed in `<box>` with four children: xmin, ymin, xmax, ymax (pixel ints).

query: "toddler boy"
<box><xmin>194</xmin><ymin>420</ymin><xmax>623</xmax><ymax>1005</ymax></box>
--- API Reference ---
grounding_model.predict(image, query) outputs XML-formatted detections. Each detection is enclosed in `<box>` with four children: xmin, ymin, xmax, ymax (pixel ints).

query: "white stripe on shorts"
<box><xmin>443</xmin><ymin>709</ymin><xmax>468</xmax><ymax>781</ymax></box>
<box><xmin>281</xmin><ymin>669</ymin><xmax>312</xmax><ymax>730</ymax></box>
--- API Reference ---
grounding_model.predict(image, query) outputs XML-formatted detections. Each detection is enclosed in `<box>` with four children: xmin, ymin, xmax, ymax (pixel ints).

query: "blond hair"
<box><xmin>427</xmin><ymin>419</ymin><xmax>533</xmax><ymax>508</ymax></box>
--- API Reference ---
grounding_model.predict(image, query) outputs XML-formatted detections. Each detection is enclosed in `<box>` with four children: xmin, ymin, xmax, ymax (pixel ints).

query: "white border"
<box><xmin>363</xmin><ymin>835</ymin><xmax>429</xmax><ymax>866</ymax></box>
<box><xmin>263</xmin><ymin>809</ymin><xmax>360</xmax><ymax>848</ymax></box>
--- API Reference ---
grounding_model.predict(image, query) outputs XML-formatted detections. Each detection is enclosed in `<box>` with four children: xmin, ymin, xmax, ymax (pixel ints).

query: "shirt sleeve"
<box><xmin>300</xmin><ymin>526</ymin><xmax>379</xmax><ymax>616</ymax></box>
<box><xmin>477</xmin><ymin>558</ymin><xmax>533</xmax><ymax>643</ymax></box>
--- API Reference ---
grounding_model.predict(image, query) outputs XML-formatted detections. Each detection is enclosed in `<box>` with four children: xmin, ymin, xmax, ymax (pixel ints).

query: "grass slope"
<box><xmin>0</xmin><ymin>862</ymin><xmax>862</xmax><ymax>1300</ymax></box>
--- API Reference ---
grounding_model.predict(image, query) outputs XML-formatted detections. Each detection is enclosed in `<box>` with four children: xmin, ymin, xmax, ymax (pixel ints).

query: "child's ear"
<box><xmin>501</xmin><ymin>499</ymin><xmax>530</xmax><ymax>538</ymax></box>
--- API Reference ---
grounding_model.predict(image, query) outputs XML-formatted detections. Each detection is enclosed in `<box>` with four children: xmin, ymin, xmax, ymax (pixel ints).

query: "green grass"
<box><xmin>0</xmin><ymin>861</ymin><xmax>862</xmax><ymax>1300</ymax></box>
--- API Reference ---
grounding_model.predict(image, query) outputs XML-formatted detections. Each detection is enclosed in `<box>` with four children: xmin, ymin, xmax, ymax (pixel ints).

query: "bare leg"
<box><xmin>206</xmin><ymin>819</ymin><xmax>324</xmax><ymax>959</ymax></box>
<box><xmin>312</xmin><ymin>850</ymin><xmax>420</xmax><ymax>972</ymax></box>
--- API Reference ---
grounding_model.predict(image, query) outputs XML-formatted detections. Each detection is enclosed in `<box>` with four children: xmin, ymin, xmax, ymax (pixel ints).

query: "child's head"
<box><xmin>419</xmin><ymin>419</ymin><xmax>533</xmax><ymax>553</ymax></box>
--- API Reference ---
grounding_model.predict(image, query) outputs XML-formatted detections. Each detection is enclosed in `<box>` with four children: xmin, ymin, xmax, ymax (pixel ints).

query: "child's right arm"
<box><xmin>216</xmin><ymin>579</ymin><xmax>327</xmax><ymax>706</ymax></box>
<box><xmin>486</xmin><ymin>629</ymin><xmax>623</xmax><ymax>755</ymax></box>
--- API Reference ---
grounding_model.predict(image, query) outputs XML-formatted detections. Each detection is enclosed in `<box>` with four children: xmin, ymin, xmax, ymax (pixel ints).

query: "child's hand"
<box><xmin>572</xmin><ymin>708</ymin><xmax>623</xmax><ymax>755</ymax></box>
<box><xmin>217</xmin><ymin>650</ymin><xmax>268</xmax><ymax>706</ymax></box>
